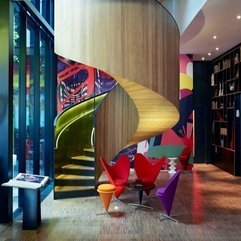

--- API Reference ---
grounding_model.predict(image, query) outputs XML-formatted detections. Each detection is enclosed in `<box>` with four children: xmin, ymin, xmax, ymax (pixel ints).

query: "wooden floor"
<box><xmin>1</xmin><ymin>164</ymin><xmax>241</xmax><ymax>241</ymax></box>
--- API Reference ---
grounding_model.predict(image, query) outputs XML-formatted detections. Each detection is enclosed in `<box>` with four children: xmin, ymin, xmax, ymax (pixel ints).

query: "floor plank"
<box><xmin>1</xmin><ymin>164</ymin><xmax>241</xmax><ymax>241</ymax></box>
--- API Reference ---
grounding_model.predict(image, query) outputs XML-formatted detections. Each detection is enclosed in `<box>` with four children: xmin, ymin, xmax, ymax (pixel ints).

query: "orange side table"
<box><xmin>96</xmin><ymin>184</ymin><xmax>115</xmax><ymax>217</ymax></box>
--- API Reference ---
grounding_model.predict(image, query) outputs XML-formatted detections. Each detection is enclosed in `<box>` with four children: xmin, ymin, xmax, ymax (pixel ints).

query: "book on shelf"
<box><xmin>2</xmin><ymin>173</ymin><xmax>49</xmax><ymax>190</ymax></box>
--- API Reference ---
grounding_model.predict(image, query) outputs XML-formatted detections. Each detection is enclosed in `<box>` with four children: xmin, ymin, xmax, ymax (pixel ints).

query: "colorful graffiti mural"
<box><xmin>57</xmin><ymin>56</ymin><xmax>116</xmax><ymax>113</ymax></box>
<box><xmin>56</xmin><ymin>55</ymin><xmax>194</xmax><ymax>167</ymax></box>
<box><xmin>137</xmin><ymin>54</ymin><xmax>194</xmax><ymax>168</ymax></box>
<box><xmin>148</xmin><ymin>55</ymin><xmax>193</xmax><ymax>145</ymax></box>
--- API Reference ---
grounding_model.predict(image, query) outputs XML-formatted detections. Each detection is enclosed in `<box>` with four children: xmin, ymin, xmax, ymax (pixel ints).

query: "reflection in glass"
<box><xmin>40</xmin><ymin>33</ymin><xmax>46</xmax><ymax>175</ymax></box>
<box><xmin>40</xmin><ymin>0</ymin><xmax>47</xmax><ymax>19</ymax></box>
<box><xmin>11</xmin><ymin>0</ymin><xmax>54</xmax><ymax>216</ymax></box>
<box><xmin>30</xmin><ymin>0</ymin><xmax>39</xmax><ymax>11</ymax></box>
<box><xmin>13</xmin><ymin>6</ymin><xmax>20</xmax><ymax>212</ymax></box>
<box><xmin>26</xmin><ymin>24</ymin><xmax>35</xmax><ymax>174</ymax></box>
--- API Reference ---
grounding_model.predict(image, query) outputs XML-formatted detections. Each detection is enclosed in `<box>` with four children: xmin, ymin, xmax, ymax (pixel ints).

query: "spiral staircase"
<box><xmin>54</xmin><ymin>0</ymin><xmax>180</xmax><ymax>199</ymax></box>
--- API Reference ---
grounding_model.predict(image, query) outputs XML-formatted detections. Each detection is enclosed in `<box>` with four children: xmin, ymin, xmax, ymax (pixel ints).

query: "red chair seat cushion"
<box><xmin>115</xmin><ymin>179</ymin><xmax>127</xmax><ymax>186</ymax></box>
<box><xmin>100</xmin><ymin>155</ymin><xmax>130</xmax><ymax>199</ymax></box>
<box><xmin>134</xmin><ymin>153</ymin><xmax>166</xmax><ymax>196</ymax></box>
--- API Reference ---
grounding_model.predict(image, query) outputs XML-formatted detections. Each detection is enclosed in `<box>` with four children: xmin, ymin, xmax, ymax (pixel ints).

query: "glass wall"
<box><xmin>12</xmin><ymin>1</ymin><xmax>55</xmax><ymax>215</ymax></box>
<box><xmin>30</xmin><ymin>0</ymin><xmax>54</xmax><ymax>28</ymax></box>
<box><xmin>13</xmin><ymin>6</ymin><xmax>20</xmax><ymax>177</ymax></box>
<box><xmin>13</xmin><ymin>5</ymin><xmax>20</xmax><ymax>212</ymax></box>
<box><xmin>40</xmin><ymin>32</ymin><xmax>47</xmax><ymax>176</ymax></box>
<box><xmin>26</xmin><ymin>23</ymin><xmax>35</xmax><ymax>174</ymax></box>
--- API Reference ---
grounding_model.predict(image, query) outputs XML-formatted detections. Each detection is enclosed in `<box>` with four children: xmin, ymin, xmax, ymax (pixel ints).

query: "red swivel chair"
<box><xmin>100</xmin><ymin>155</ymin><xmax>130</xmax><ymax>203</ymax></box>
<box><xmin>178</xmin><ymin>144</ymin><xmax>192</xmax><ymax>171</ymax></box>
<box><xmin>134</xmin><ymin>153</ymin><xmax>166</xmax><ymax>196</ymax></box>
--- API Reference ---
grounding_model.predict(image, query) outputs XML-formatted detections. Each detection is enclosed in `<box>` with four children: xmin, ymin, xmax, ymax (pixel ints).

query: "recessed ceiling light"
<box><xmin>213</xmin><ymin>35</ymin><xmax>217</xmax><ymax>39</ymax></box>
<box><xmin>216</xmin><ymin>47</ymin><xmax>219</xmax><ymax>51</ymax></box>
<box><xmin>202</xmin><ymin>57</ymin><xmax>205</xmax><ymax>61</ymax></box>
<box><xmin>208</xmin><ymin>53</ymin><xmax>211</xmax><ymax>56</ymax></box>
<box><xmin>237</xmin><ymin>15</ymin><xmax>241</xmax><ymax>19</ymax></box>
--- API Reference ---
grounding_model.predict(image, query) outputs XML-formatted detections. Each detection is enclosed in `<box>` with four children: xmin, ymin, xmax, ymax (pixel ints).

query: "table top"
<box><xmin>127</xmin><ymin>180</ymin><xmax>155</xmax><ymax>192</ymax></box>
<box><xmin>168</xmin><ymin>157</ymin><xmax>178</xmax><ymax>160</ymax></box>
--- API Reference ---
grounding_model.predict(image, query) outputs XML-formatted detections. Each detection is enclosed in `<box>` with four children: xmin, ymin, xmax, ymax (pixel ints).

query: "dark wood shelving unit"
<box><xmin>211</xmin><ymin>44</ymin><xmax>241</xmax><ymax>176</ymax></box>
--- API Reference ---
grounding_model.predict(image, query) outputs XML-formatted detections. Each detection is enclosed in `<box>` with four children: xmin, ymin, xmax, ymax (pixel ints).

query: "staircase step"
<box><xmin>55</xmin><ymin>185</ymin><xmax>95</xmax><ymax>191</ymax></box>
<box><xmin>71</xmin><ymin>155</ymin><xmax>94</xmax><ymax>161</ymax></box>
<box><xmin>62</xmin><ymin>164</ymin><xmax>94</xmax><ymax>170</ymax></box>
<box><xmin>62</xmin><ymin>164</ymin><xmax>94</xmax><ymax>175</ymax></box>
<box><xmin>84</xmin><ymin>147</ymin><xmax>94</xmax><ymax>152</ymax></box>
<box><xmin>84</xmin><ymin>148</ymin><xmax>95</xmax><ymax>157</ymax></box>
<box><xmin>55</xmin><ymin>174</ymin><xmax>95</xmax><ymax>186</ymax></box>
<box><xmin>54</xmin><ymin>185</ymin><xmax>96</xmax><ymax>199</ymax></box>
<box><xmin>71</xmin><ymin>155</ymin><xmax>95</xmax><ymax>167</ymax></box>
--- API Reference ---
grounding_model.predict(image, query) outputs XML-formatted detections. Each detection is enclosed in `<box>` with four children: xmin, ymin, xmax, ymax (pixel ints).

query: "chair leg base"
<box><xmin>112</xmin><ymin>197</ymin><xmax>124</xmax><ymax>205</ymax></box>
<box><xmin>182</xmin><ymin>170</ymin><xmax>192</xmax><ymax>174</ymax></box>
<box><xmin>143</xmin><ymin>194</ymin><xmax>158</xmax><ymax>202</ymax></box>
<box><xmin>96</xmin><ymin>210</ymin><xmax>111</xmax><ymax>217</ymax></box>
<box><xmin>159</xmin><ymin>213</ymin><xmax>178</xmax><ymax>223</ymax></box>
<box><xmin>129</xmin><ymin>203</ymin><xmax>153</xmax><ymax>211</ymax></box>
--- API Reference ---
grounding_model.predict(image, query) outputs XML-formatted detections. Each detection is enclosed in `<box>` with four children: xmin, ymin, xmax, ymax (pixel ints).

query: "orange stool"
<box><xmin>96</xmin><ymin>184</ymin><xmax>115</xmax><ymax>217</ymax></box>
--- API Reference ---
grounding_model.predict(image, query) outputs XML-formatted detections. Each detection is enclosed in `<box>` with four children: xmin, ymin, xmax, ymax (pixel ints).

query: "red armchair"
<box><xmin>134</xmin><ymin>153</ymin><xmax>166</xmax><ymax>196</ymax></box>
<box><xmin>100</xmin><ymin>155</ymin><xmax>130</xmax><ymax>201</ymax></box>
<box><xmin>178</xmin><ymin>144</ymin><xmax>192</xmax><ymax>171</ymax></box>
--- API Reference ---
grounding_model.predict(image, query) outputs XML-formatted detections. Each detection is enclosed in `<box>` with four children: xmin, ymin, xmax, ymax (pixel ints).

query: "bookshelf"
<box><xmin>211</xmin><ymin>44</ymin><xmax>241</xmax><ymax>175</ymax></box>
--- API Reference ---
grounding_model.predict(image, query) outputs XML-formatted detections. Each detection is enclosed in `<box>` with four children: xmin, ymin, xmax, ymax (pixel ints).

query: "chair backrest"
<box><xmin>155</xmin><ymin>170</ymin><xmax>181</xmax><ymax>216</ymax></box>
<box><xmin>100</xmin><ymin>155</ymin><xmax>130</xmax><ymax>198</ymax></box>
<box><xmin>100</xmin><ymin>156</ymin><xmax>115</xmax><ymax>185</ymax></box>
<box><xmin>134</xmin><ymin>153</ymin><xmax>166</xmax><ymax>183</ymax></box>
<box><xmin>179</xmin><ymin>145</ymin><xmax>192</xmax><ymax>170</ymax></box>
<box><xmin>148</xmin><ymin>145</ymin><xmax>185</xmax><ymax>159</ymax></box>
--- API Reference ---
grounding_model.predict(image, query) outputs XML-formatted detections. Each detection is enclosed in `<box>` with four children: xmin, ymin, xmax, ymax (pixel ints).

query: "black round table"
<box><xmin>127</xmin><ymin>180</ymin><xmax>155</xmax><ymax>210</ymax></box>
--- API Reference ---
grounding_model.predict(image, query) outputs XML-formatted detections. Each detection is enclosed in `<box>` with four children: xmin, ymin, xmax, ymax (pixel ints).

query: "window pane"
<box><xmin>31</xmin><ymin>0</ymin><xmax>40</xmax><ymax>11</ymax></box>
<box><xmin>13</xmin><ymin>6</ymin><xmax>20</xmax><ymax>212</ymax></box>
<box><xmin>26</xmin><ymin>24</ymin><xmax>35</xmax><ymax>174</ymax></box>
<box><xmin>40</xmin><ymin>33</ymin><xmax>46</xmax><ymax>175</ymax></box>
<box><xmin>40</xmin><ymin>0</ymin><xmax>47</xmax><ymax>20</ymax></box>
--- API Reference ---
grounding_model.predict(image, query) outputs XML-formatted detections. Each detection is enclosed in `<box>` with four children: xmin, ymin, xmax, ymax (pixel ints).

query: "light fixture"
<box><xmin>237</xmin><ymin>15</ymin><xmax>241</xmax><ymax>19</ymax></box>
<box><xmin>216</xmin><ymin>47</ymin><xmax>219</xmax><ymax>51</ymax></box>
<box><xmin>201</xmin><ymin>57</ymin><xmax>205</xmax><ymax>61</ymax></box>
<box><xmin>208</xmin><ymin>53</ymin><xmax>211</xmax><ymax>56</ymax></box>
<box><xmin>213</xmin><ymin>35</ymin><xmax>217</xmax><ymax>39</ymax></box>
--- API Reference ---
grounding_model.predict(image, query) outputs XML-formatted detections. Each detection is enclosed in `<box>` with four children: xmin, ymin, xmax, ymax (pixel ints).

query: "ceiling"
<box><xmin>180</xmin><ymin>0</ymin><xmax>241</xmax><ymax>61</ymax></box>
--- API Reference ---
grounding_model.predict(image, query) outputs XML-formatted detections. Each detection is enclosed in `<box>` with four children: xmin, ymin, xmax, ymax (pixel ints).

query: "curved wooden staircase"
<box><xmin>54</xmin><ymin>0</ymin><xmax>180</xmax><ymax>198</ymax></box>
